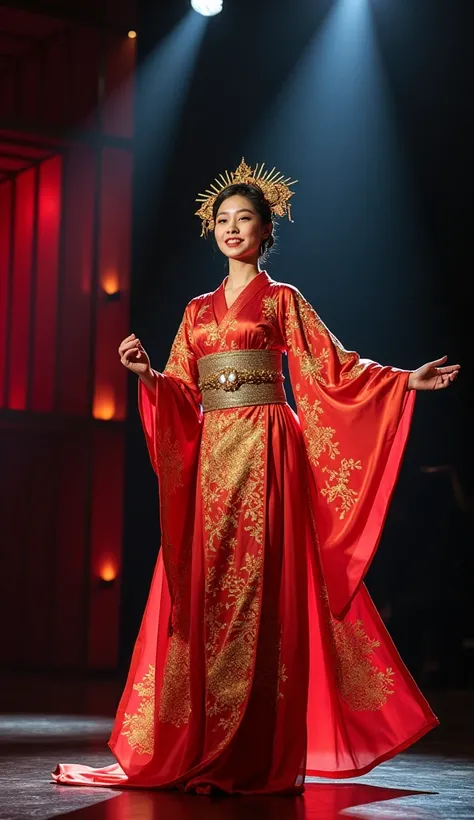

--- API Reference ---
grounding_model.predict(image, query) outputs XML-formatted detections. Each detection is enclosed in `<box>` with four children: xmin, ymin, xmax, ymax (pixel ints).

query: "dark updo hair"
<box><xmin>212</xmin><ymin>183</ymin><xmax>275</xmax><ymax>259</ymax></box>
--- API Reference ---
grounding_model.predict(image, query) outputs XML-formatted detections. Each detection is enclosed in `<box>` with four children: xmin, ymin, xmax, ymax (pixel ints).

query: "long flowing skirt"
<box><xmin>53</xmin><ymin>403</ymin><xmax>438</xmax><ymax>793</ymax></box>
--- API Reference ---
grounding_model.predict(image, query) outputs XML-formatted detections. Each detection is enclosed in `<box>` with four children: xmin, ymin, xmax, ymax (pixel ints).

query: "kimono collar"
<box><xmin>213</xmin><ymin>270</ymin><xmax>272</xmax><ymax>327</ymax></box>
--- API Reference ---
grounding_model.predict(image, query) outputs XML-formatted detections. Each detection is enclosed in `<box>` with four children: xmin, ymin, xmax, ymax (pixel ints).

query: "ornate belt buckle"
<box><xmin>217</xmin><ymin>368</ymin><xmax>240</xmax><ymax>391</ymax></box>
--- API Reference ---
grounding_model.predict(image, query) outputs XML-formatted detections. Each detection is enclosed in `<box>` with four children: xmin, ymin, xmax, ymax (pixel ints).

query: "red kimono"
<box><xmin>53</xmin><ymin>270</ymin><xmax>438</xmax><ymax>794</ymax></box>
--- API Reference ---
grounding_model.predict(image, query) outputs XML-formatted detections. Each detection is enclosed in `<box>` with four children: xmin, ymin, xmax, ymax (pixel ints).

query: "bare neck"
<box><xmin>226</xmin><ymin>258</ymin><xmax>262</xmax><ymax>290</ymax></box>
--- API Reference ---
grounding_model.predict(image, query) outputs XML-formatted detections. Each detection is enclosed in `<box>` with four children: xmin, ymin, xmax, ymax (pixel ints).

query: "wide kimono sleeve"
<box><xmin>282</xmin><ymin>285</ymin><xmax>416</xmax><ymax>620</ymax></box>
<box><xmin>138</xmin><ymin>300</ymin><xmax>202</xmax><ymax>618</ymax></box>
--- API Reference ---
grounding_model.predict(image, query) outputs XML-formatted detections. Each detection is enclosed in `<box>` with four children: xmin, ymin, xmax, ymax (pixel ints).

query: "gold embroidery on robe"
<box><xmin>295</xmin><ymin>385</ymin><xmax>361</xmax><ymax>521</ymax></box>
<box><xmin>258</xmin><ymin>295</ymin><xmax>279</xmax><ymax>345</ymax></box>
<box><xmin>197</xmin><ymin>303</ymin><xmax>239</xmax><ymax>351</ymax></box>
<box><xmin>295</xmin><ymin>347</ymin><xmax>330</xmax><ymax>385</ymax></box>
<box><xmin>159</xmin><ymin>633</ymin><xmax>191</xmax><ymax>727</ymax></box>
<box><xmin>287</xmin><ymin>286</ymin><xmax>365</xmax><ymax>521</ymax></box>
<box><xmin>287</xmin><ymin>291</ymin><xmax>365</xmax><ymax>382</ymax></box>
<box><xmin>156</xmin><ymin>429</ymin><xmax>187</xmax><ymax>616</ymax></box>
<box><xmin>331</xmin><ymin>619</ymin><xmax>394</xmax><ymax>711</ymax></box>
<box><xmin>200</xmin><ymin>410</ymin><xmax>266</xmax><ymax>750</ymax></box>
<box><xmin>262</xmin><ymin>295</ymin><xmax>279</xmax><ymax>324</ymax></box>
<box><xmin>321</xmin><ymin>458</ymin><xmax>363</xmax><ymax>520</ymax></box>
<box><xmin>336</xmin><ymin>346</ymin><xmax>366</xmax><ymax>381</ymax></box>
<box><xmin>296</xmin><ymin>391</ymin><xmax>339</xmax><ymax>464</ymax></box>
<box><xmin>163</xmin><ymin>313</ymin><xmax>195</xmax><ymax>382</ymax></box>
<box><xmin>121</xmin><ymin>664</ymin><xmax>155</xmax><ymax>755</ymax></box>
<box><xmin>196</xmin><ymin>302</ymin><xmax>210</xmax><ymax>323</ymax></box>
<box><xmin>201</xmin><ymin>412</ymin><xmax>265</xmax><ymax>548</ymax></box>
<box><xmin>158</xmin><ymin>428</ymin><xmax>183</xmax><ymax>513</ymax></box>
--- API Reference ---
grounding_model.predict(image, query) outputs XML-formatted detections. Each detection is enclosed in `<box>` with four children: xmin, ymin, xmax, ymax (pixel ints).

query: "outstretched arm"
<box><xmin>407</xmin><ymin>354</ymin><xmax>460</xmax><ymax>391</ymax></box>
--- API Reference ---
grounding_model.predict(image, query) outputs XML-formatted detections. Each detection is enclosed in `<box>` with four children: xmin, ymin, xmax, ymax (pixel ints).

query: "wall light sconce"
<box><xmin>104</xmin><ymin>290</ymin><xmax>121</xmax><ymax>303</ymax></box>
<box><xmin>93</xmin><ymin>387</ymin><xmax>116</xmax><ymax>420</ymax></box>
<box><xmin>102</xmin><ymin>268</ymin><xmax>121</xmax><ymax>302</ymax></box>
<box><xmin>98</xmin><ymin>576</ymin><xmax>116</xmax><ymax>589</ymax></box>
<box><xmin>98</xmin><ymin>559</ymin><xmax>118</xmax><ymax>588</ymax></box>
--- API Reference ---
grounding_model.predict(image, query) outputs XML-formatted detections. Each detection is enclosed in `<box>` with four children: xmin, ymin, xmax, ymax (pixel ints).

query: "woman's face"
<box><xmin>214</xmin><ymin>194</ymin><xmax>271</xmax><ymax>261</ymax></box>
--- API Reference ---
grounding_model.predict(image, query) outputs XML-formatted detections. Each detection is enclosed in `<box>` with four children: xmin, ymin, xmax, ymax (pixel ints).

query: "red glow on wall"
<box><xmin>31</xmin><ymin>155</ymin><xmax>62</xmax><ymax>412</ymax></box>
<box><xmin>8</xmin><ymin>168</ymin><xmax>35</xmax><ymax>410</ymax></box>
<box><xmin>0</xmin><ymin>2</ymin><xmax>135</xmax><ymax>671</ymax></box>
<box><xmin>57</xmin><ymin>146</ymin><xmax>95</xmax><ymax>416</ymax></box>
<box><xmin>93</xmin><ymin>385</ymin><xmax>116</xmax><ymax>420</ymax></box>
<box><xmin>88</xmin><ymin>427</ymin><xmax>124</xmax><ymax>669</ymax></box>
<box><xmin>0</xmin><ymin>182</ymin><xmax>12</xmax><ymax>408</ymax></box>
<box><xmin>98</xmin><ymin>556</ymin><xmax>119</xmax><ymax>582</ymax></box>
<box><xmin>1</xmin><ymin>157</ymin><xmax>62</xmax><ymax>412</ymax></box>
<box><xmin>94</xmin><ymin>147</ymin><xmax>132</xmax><ymax>423</ymax></box>
<box><xmin>102</xmin><ymin>267</ymin><xmax>120</xmax><ymax>295</ymax></box>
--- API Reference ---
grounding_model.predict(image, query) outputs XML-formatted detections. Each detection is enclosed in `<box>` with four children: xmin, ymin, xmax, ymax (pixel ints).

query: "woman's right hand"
<box><xmin>118</xmin><ymin>333</ymin><xmax>152</xmax><ymax>376</ymax></box>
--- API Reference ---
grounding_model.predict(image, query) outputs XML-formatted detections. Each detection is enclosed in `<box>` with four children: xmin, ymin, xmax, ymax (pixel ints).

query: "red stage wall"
<box><xmin>0</xmin><ymin>10</ymin><xmax>135</xmax><ymax>671</ymax></box>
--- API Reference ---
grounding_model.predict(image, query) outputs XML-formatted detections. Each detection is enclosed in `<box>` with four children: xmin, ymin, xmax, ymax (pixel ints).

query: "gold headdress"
<box><xmin>195</xmin><ymin>157</ymin><xmax>297</xmax><ymax>237</ymax></box>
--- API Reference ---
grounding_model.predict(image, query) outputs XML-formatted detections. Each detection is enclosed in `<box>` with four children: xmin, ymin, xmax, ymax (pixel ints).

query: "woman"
<box><xmin>53</xmin><ymin>159</ymin><xmax>460</xmax><ymax>795</ymax></box>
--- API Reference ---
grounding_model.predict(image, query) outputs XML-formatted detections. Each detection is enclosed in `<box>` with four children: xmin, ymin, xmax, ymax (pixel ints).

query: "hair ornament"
<box><xmin>195</xmin><ymin>157</ymin><xmax>297</xmax><ymax>237</ymax></box>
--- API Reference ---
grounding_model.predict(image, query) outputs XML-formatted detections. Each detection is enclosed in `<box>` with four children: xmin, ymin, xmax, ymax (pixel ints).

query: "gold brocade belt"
<box><xmin>197</xmin><ymin>350</ymin><xmax>286</xmax><ymax>412</ymax></box>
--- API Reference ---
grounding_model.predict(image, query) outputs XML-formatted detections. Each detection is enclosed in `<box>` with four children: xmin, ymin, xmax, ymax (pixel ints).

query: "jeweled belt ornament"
<box><xmin>197</xmin><ymin>350</ymin><xmax>286</xmax><ymax>412</ymax></box>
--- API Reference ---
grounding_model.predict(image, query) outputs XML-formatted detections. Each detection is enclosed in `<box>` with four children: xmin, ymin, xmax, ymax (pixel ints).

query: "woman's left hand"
<box><xmin>408</xmin><ymin>355</ymin><xmax>461</xmax><ymax>391</ymax></box>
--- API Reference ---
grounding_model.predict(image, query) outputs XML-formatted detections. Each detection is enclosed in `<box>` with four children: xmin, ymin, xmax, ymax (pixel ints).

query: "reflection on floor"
<box><xmin>0</xmin><ymin>681</ymin><xmax>473</xmax><ymax>820</ymax></box>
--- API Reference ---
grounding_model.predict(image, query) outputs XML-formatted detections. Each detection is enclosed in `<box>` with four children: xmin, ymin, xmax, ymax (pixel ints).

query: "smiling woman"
<box><xmin>52</xmin><ymin>158</ymin><xmax>459</xmax><ymax>795</ymax></box>
<box><xmin>213</xmin><ymin>183</ymin><xmax>275</xmax><ymax>266</ymax></box>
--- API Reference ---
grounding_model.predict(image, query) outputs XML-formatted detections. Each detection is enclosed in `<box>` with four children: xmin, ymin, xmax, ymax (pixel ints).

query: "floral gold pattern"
<box><xmin>295</xmin><ymin>385</ymin><xmax>359</xmax><ymax>519</ymax></box>
<box><xmin>158</xmin><ymin>428</ymin><xmax>183</xmax><ymax>505</ymax></box>
<box><xmin>121</xmin><ymin>664</ymin><xmax>155</xmax><ymax>756</ymax></box>
<box><xmin>262</xmin><ymin>295</ymin><xmax>279</xmax><ymax>324</ymax></box>
<box><xmin>331</xmin><ymin>619</ymin><xmax>395</xmax><ymax>711</ymax></box>
<box><xmin>156</xmin><ymin>428</ymin><xmax>186</xmax><ymax>612</ymax></box>
<box><xmin>163</xmin><ymin>312</ymin><xmax>196</xmax><ymax>384</ymax></box>
<box><xmin>200</xmin><ymin>409</ymin><xmax>266</xmax><ymax>751</ymax></box>
<box><xmin>196</xmin><ymin>303</ymin><xmax>239</xmax><ymax>351</ymax></box>
<box><xmin>201</xmin><ymin>410</ymin><xmax>265</xmax><ymax>549</ymax></box>
<box><xmin>295</xmin><ymin>390</ymin><xmax>340</xmax><ymax>464</ymax></box>
<box><xmin>286</xmin><ymin>290</ymin><xmax>365</xmax><ymax>382</ymax></box>
<box><xmin>321</xmin><ymin>458</ymin><xmax>363</xmax><ymax>520</ymax></box>
<box><xmin>336</xmin><ymin>347</ymin><xmax>366</xmax><ymax>381</ymax></box>
<box><xmin>159</xmin><ymin>634</ymin><xmax>191</xmax><ymax>727</ymax></box>
<box><xmin>294</xmin><ymin>347</ymin><xmax>330</xmax><ymax>386</ymax></box>
<box><xmin>286</xmin><ymin>288</ymin><xmax>364</xmax><ymax>521</ymax></box>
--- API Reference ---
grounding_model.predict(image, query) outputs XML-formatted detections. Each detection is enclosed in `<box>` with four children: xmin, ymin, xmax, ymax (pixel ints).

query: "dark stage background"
<box><xmin>123</xmin><ymin>0</ymin><xmax>473</xmax><ymax>686</ymax></box>
<box><xmin>0</xmin><ymin>0</ymin><xmax>472</xmax><ymax>694</ymax></box>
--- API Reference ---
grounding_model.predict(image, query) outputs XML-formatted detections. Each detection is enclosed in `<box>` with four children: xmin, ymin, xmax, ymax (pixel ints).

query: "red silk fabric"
<box><xmin>53</xmin><ymin>271</ymin><xmax>438</xmax><ymax>793</ymax></box>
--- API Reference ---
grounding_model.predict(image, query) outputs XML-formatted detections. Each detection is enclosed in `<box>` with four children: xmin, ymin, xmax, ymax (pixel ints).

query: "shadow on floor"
<box><xmin>57</xmin><ymin>784</ymin><xmax>435</xmax><ymax>820</ymax></box>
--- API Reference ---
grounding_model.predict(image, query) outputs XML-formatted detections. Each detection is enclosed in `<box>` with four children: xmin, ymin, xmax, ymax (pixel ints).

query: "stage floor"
<box><xmin>1</xmin><ymin>686</ymin><xmax>473</xmax><ymax>820</ymax></box>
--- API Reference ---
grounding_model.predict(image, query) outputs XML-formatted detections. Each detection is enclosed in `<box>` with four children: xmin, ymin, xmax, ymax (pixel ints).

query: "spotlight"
<box><xmin>128</xmin><ymin>30</ymin><xmax>137</xmax><ymax>39</ymax></box>
<box><xmin>191</xmin><ymin>0</ymin><xmax>223</xmax><ymax>16</ymax></box>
